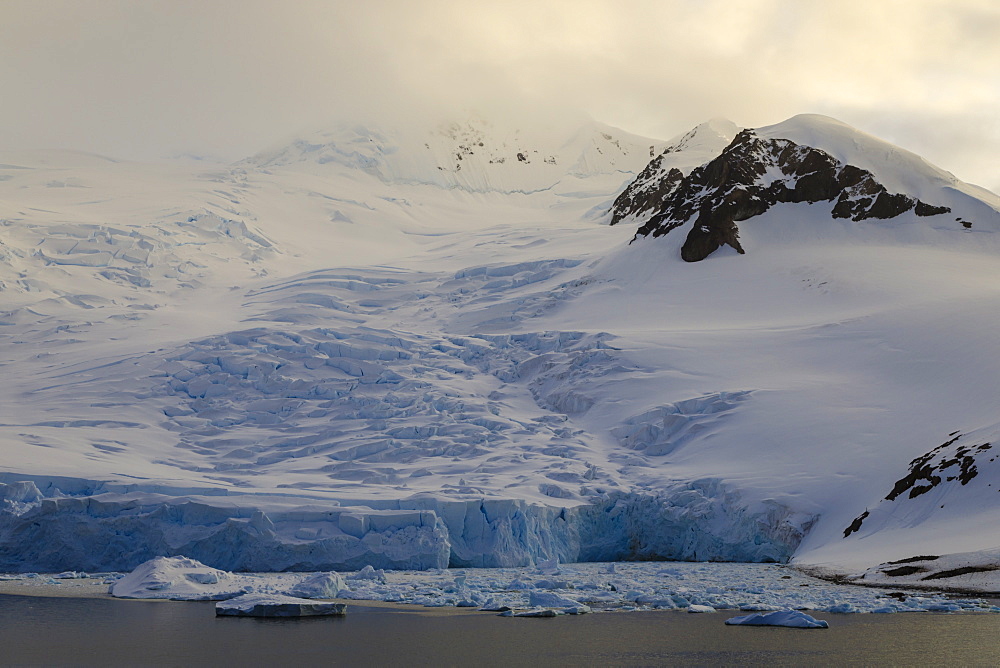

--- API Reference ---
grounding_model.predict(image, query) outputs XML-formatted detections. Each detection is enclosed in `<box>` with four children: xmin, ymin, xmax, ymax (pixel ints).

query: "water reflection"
<box><xmin>3</xmin><ymin>594</ymin><xmax>1000</xmax><ymax>666</ymax></box>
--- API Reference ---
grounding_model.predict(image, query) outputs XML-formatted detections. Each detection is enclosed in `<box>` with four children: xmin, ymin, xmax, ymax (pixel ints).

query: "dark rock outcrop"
<box><xmin>615</xmin><ymin>129</ymin><xmax>952</xmax><ymax>262</ymax></box>
<box><xmin>843</xmin><ymin>432</ymin><xmax>993</xmax><ymax>538</ymax></box>
<box><xmin>610</xmin><ymin>157</ymin><xmax>684</xmax><ymax>226</ymax></box>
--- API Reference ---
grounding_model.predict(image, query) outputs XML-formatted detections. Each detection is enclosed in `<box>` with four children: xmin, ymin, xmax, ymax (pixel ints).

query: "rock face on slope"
<box><xmin>609</xmin><ymin>118</ymin><xmax>739</xmax><ymax>227</ymax></box>
<box><xmin>842</xmin><ymin>429</ymin><xmax>994</xmax><ymax>539</ymax></box>
<box><xmin>613</xmin><ymin>125</ymin><xmax>951</xmax><ymax>262</ymax></box>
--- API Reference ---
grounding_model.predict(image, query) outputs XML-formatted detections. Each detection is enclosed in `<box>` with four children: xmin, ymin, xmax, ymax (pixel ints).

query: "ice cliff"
<box><xmin>0</xmin><ymin>476</ymin><xmax>811</xmax><ymax>572</ymax></box>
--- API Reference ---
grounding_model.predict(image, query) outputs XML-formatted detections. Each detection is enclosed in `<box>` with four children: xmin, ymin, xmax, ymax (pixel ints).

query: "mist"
<box><xmin>1</xmin><ymin>0</ymin><xmax>997</xmax><ymax>190</ymax></box>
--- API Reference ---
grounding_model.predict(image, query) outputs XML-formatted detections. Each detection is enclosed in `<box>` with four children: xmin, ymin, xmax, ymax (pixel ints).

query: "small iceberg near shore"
<box><xmin>216</xmin><ymin>593</ymin><xmax>347</xmax><ymax>618</ymax></box>
<box><xmin>287</xmin><ymin>572</ymin><xmax>347</xmax><ymax>599</ymax></box>
<box><xmin>725</xmin><ymin>609</ymin><xmax>829</xmax><ymax>629</ymax></box>
<box><xmin>109</xmin><ymin>556</ymin><xmax>238</xmax><ymax>600</ymax></box>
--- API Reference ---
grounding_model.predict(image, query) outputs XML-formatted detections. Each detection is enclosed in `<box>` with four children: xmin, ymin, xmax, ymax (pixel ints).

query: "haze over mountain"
<box><xmin>1</xmin><ymin>111</ymin><xmax>999</xmax><ymax>588</ymax></box>
<box><xmin>4</xmin><ymin>1</ymin><xmax>998</xmax><ymax>196</ymax></box>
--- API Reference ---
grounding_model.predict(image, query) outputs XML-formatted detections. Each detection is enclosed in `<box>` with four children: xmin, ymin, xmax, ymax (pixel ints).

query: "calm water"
<box><xmin>3</xmin><ymin>594</ymin><xmax>1000</xmax><ymax>666</ymax></box>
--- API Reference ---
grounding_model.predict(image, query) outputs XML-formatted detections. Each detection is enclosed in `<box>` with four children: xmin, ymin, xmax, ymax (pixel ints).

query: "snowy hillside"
<box><xmin>2</xmin><ymin>114</ymin><xmax>1000</xmax><ymax>585</ymax></box>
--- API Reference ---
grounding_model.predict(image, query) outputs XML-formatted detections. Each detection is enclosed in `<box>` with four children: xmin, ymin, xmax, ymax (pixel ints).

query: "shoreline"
<box><xmin>792</xmin><ymin>564</ymin><xmax>1000</xmax><ymax>601</ymax></box>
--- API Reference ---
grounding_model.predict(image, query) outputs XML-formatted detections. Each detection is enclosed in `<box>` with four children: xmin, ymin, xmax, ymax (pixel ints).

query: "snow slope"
<box><xmin>2</xmin><ymin>114</ymin><xmax>1000</xmax><ymax>581</ymax></box>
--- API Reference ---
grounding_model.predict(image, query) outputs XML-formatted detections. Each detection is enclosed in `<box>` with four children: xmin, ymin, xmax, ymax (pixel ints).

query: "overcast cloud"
<box><xmin>1</xmin><ymin>0</ymin><xmax>997</xmax><ymax>190</ymax></box>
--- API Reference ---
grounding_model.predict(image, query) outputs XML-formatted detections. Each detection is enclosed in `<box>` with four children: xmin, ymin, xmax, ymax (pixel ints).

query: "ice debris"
<box><xmin>347</xmin><ymin>565</ymin><xmax>387</xmax><ymax>582</ymax></box>
<box><xmin>103</xmin><ymin>558</ymin><xmax>1000</xmax><ymax>617</ymax></box>
<box><xmin>288</xmin><ymin>572</ymin><xmax>346</xmax><ymax>599</ymax></box>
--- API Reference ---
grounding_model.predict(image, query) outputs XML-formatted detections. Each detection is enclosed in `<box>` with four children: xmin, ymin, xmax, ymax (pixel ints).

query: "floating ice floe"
<box><xmin>102</xmin><ymin>558</ymin><xmax>1000</xmax><ymax>616</ymax></box>
<box><xmin>725</xmin><ymin>610</ymin><xmax>829</xmax><ymax>629</ymax></box>
<box><xmin>216</xmin><ymin>593</ymin><xmax>347</xmax><ymax>617</ymax></box>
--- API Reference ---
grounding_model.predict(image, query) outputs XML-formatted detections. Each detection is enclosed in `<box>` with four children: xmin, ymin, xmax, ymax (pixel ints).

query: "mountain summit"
<box><xmin>613</xmin><ymin>114</ymin><xmax>999</xmax><ymax>261</ymax></box>
<box><xmin>244</xmin><ymin>115</ymin><xmax>668</xmax><ymax>195</ymax></box>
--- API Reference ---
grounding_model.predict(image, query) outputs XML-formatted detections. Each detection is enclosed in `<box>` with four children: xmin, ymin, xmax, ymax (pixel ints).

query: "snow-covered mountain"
<box><xmin>613</xmin><ymin>114</ymin><xmax>999</xmax><ymax>261</ymax></box>
<box><xmin>244</xmin><ymin>115</ymin><xmax>667</xmax><ymax>195</ymax></box>
<box><xmin>2</xmin><ymin>113</ymin><xmax>1000</xmax><ymax>587</ymax></box>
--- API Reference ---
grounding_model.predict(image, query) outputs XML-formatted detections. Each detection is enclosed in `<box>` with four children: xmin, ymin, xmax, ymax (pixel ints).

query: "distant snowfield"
<box><xmin>2</xmin><ymin>115</ymin><xmax>1000</xmax><ymax>585</ymax></box>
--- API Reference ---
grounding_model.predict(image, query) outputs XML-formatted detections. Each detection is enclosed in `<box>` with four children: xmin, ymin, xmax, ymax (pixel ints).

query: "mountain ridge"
<box><xmin>612</xmin><ymin>113</ymin><xmax>998</xmax><ymax>262</ymax></box>
<box><xmin>240</xmin><ymin>115</ymin><xmax>669</xmax><ymax>196</ymax></box>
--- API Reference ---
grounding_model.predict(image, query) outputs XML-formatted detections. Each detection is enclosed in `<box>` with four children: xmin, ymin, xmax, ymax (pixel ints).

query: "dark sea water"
<box><xmin>3</xmin><ymin>594</ymin><xmax>1000</xmax><ymax>666</ymax></box>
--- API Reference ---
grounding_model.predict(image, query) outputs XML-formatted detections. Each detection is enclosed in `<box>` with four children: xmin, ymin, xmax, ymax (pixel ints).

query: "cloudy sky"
<box><xmin>1</xmin><ymin>0</ymin><xmax>997</xmax><ymax>190</ymax></box>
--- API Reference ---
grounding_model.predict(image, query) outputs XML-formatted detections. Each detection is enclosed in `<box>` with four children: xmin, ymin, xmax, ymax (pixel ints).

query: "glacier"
<box><xmin>1</xmin><ymin>113</ymin><xmax>1000</xmax><ymax>581</ymax></box>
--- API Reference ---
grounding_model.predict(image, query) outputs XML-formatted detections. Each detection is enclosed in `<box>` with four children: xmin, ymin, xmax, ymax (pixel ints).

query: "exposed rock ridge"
<box><xmin>609</xmin><ymin>156</ymin><xmax>684</xmax><ymax>226</ymax></box>
<box><xmin>609</xmin><ymin>120</ymin><xmax>738</xmax><ymax>226</ymax></box>
<box><xmin>843</xmin><ymin>431</ymin><xmax>993</xmax><ymax>538</ymax></box>
<box><xmin>616</xmin><ymin>129</ymin><xmax>950</xmax><ymax>262</ymax></box>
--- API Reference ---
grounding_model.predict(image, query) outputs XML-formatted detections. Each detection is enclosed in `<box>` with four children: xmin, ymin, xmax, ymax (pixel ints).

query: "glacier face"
<box><xmin>2</xmin><ymin>114</ymin><xmax>1000</xmax><ymax>575</ymax></box>
<box><xmin>0</xmin><ymin>476</ymin><xmax>811</xmax><ymax>572</ymax></box>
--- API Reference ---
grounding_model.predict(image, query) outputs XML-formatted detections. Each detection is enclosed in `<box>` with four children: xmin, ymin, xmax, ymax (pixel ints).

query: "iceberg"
<box><xmin>725</xmin><ymin>609</ymin><xmax>829</xmax><ymax>629</ymax></box>
<box><xmin>216</xmin><ymin>593</ymin><xmax>347</xmax><ymax>617</ymax></box>
<box><xmin>109</xmin><ymin>556</ymin><xmax>239</xmax><ymax>600</ymax></box>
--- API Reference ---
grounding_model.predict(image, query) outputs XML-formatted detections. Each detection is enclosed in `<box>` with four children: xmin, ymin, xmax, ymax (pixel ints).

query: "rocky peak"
<box><xmin>615</xmin><ymin>127</ymin><xmax>951</xmax><ymax>262</ymax></box>
<box><xmin>610</xmin><ymin>119</ymin><xmax>740</xmax><ymax>227</ymax></box>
